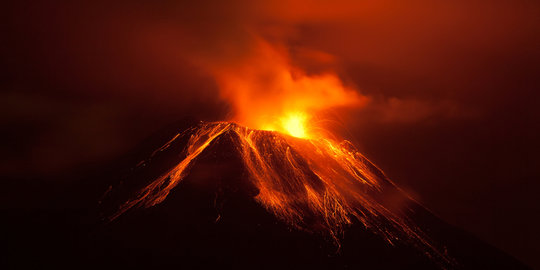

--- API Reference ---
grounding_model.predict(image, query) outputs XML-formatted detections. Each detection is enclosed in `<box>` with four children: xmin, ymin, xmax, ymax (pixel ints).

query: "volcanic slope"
<box><xmin>98</xmin><ymin>121</ymin><xmax>529</xmax><ymax>270</ymax></box>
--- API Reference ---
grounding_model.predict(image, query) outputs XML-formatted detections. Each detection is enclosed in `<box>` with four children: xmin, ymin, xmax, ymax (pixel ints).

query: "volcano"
<box><xmin>2</xmin><ymin>121</ymin><xmax>530</xmax><ymax>269</ymax></box>
<box><xmin>90</xmin><ymin>121</ymin><xmax>529</xmax><ymax>269</ymax></box>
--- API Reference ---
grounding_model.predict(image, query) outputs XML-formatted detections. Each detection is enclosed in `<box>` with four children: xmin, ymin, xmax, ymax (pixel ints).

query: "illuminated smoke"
<box><xmin>198</xmin><ymin>38</ymin><xmax>368</xmax><ymax>138</ymax></box>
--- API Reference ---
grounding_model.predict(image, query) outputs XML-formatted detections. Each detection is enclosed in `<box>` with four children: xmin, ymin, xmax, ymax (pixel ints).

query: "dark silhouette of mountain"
<box><xmin>1</xmin><ymin>121</ymin><xmax>530</xmax><ymax>269</ymax></box>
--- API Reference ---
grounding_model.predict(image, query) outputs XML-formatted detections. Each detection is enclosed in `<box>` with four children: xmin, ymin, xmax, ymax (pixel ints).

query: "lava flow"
<box><xmin>109</xmin><ymin>120</ymin><xmax>448</xmax><ymax>263</ymax></box>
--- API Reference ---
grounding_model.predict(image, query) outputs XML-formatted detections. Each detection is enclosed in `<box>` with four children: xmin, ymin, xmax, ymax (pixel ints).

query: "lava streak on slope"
<box><xmin>108</xmin><ymin>121</ymin><xmax>450</xmax><ymax>265</ymax></box>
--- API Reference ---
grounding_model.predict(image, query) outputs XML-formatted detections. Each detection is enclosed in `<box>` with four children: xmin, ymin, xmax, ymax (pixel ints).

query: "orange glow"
<box><xmin>206</xmin><ymin>38</ymin><xmax>368</xmax><ymax>138</ymax></box>
<box><xmin>262</xmin><ymin>111</ymin><xmax>310</xmax><ymax>138</ymax></box>
<box><xmin>281</xmin><ymin>112</ymin><xmax>308</xmax><ymax>138</ymax></box>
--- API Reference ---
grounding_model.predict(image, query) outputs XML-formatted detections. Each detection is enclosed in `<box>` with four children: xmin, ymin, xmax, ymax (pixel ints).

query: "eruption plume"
<box><xmin>198</xmin><ymin>38</ymin><xmax>368</xmax><ymax>139</ymax></box>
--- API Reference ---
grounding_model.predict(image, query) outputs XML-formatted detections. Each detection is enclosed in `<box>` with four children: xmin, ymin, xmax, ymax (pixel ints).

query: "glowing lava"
<box><xmin>261</xmin><ymin>112</ymin><xmax>311</xmax><ymax>138</ymax></box>
<box><xmin>281</xmin><ymin>112</ymin><xmax>309</xmax><ymax>138</ymax></box>
<box><xmin>109</xmin><ymin>121</ymin><xmax>449</xmax><ymax>265</ymax></box>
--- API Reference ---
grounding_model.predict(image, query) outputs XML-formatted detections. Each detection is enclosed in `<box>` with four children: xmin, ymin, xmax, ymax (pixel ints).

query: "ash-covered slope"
<box><xmin>105</xmin><ymin>122</ymin><xmax>440</xmax><ymax>254</ymax></box>
<box><xmin>96</xmin><ymin>121</ymin><xmax>528</xmax><ymax>269</ymax></box>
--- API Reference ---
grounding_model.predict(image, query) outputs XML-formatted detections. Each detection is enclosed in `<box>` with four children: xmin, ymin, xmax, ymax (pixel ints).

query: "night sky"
<box><xmin>2</xmin><ymin>0</ymin><xmax>539</xmax><ymax>268</ymax></box>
